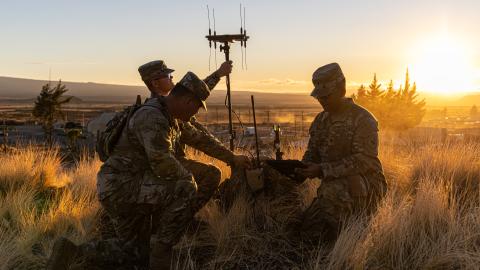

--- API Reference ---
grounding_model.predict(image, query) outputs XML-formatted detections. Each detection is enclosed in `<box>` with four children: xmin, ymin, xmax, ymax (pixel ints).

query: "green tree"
<box><xmin>32</xmin><ymin>80</ymin><xmax>72</xmax><ymax>147</ymax></box>
<box><xmin>381</xmin><ymin>80</ymin><xmax>400</xmax><ymax>129</ymax></box>
<box><xmin>367</xmin><ymin>73</ymin><xmax>384</xmax><ymax>100</ymax></box>
<box><xmin>352</xmin><ymin>84</ymin><xmax>368</xmax><ymax>104</ymax></box>
<box><xmin>394</xmin><ymin>70</ymin><xmax>426</xmax><ymax>129</ymax></box>
<box><xmin>384</xmin><ymin>80</ymin><xmax>397</xmax><ymax>100</ymax></box>
<box><xmin>353</xmin><ymin>69</ymin><xmax>426</xmax><ymax>130</ymax></box>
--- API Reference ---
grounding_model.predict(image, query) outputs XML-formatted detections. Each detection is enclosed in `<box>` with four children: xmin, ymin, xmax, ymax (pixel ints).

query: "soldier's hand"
<box><xmin>231</xmin><ymin>154</ymin><xmax>252</xmax><ymax>169</ymax></box>
<box><xmin>296</xmin><ymin>163</ymin><xmax>323</xmax><ymax>179</ymax></box>
<box><xmin>216</xmin><ymin>61</ymin><xmax>233</xmax><ymax>77</ymax></box>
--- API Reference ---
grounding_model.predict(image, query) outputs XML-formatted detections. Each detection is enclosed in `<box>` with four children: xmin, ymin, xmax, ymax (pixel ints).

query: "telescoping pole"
<box><xmin>221</xmin><ymin>42</ymin><xmax>235</xmax><ymax>151</ymax></box>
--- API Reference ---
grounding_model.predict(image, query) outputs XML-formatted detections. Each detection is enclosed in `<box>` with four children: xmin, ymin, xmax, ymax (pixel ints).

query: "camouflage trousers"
<box><xmin>84</xmin><ymin>160</ymin><xmax>222</xmax><ymax>269</ymax></box>
<box><xmin>299</xmin><ymin>173</ymin><xmax>386</xmax><ymax>245</ymax></box>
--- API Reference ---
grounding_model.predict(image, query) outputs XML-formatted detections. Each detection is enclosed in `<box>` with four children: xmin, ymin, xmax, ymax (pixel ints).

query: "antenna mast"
<box><xmin>206</xmin><ymin>6</ymin><xmax>250</xmax><ymax>151</ymax></box>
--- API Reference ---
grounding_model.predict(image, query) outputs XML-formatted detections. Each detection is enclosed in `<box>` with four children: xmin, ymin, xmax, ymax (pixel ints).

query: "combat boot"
<box><xmin>46</xmin><ymin>237</ymin><xmax>81</xmax><ymax>270</ymax></box>
<box><xmin>150</xmin><ymin>242</ymin><xmax>172</xmax><ymax>270</ymax></box>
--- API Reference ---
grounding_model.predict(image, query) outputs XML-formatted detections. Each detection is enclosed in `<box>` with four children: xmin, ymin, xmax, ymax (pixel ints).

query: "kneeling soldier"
<box><xmin>297</xmin><ymin>63</ymin><xmax>387</xmax><ymax>244</ymax></box>
<box><xmin>47</xmin><ymin>72</ymin><xmax>249</xmax><ymax>270</ymax></box>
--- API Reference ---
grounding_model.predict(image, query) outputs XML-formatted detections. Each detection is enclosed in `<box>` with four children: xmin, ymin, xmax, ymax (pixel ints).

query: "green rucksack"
<box><xmin>96</xmin><ymin>95</ymin><xmax>143</xmax><ymax>162</ymax></box>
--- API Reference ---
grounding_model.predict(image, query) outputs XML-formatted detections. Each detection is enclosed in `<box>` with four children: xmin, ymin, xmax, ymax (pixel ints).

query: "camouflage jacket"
<box><xmin>175</xmin><ymin>71</ymin><xmax>221</xmax><ymax>159</ymax></box>
<box><xmin>97</xmin><ymin>96</ymin><xmax>233</xmax><ymax>202</ymax></box>
<box><xmin>302</xmin><ymin>98</ymin><xmax>386</xmax><ymax>184</ymax></box>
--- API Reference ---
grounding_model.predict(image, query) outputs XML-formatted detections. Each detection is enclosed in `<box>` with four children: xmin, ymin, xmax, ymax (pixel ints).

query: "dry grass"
<box><xmin>0</xmin><ymin>147</ymin><xmax>101</xmax><ymax>269</ymax></box>
<box><xmin>0</xmin><ymin>136</ymin><xmax>479</xmax><ymax>269</ymax></box>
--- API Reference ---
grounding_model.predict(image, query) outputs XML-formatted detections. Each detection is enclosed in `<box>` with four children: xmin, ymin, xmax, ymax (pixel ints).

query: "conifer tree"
<box><xmin>352</xmin><ymin>84</ymin><xmax>368</xmax><ymax>105</ymax></box>
<box><xmin>32</xmin><ymin>80</ymin><xmax>72</xmax><ymax>147</ymax></box>
<box><xmin>367</xmin><ymin>73</ymin><xmax>384</xmax><ymax>100</ymax></box>
<box><xmin>353</xmin><ymin>69</ymin><xmax>426</xmax><ymax>130</ymax></box>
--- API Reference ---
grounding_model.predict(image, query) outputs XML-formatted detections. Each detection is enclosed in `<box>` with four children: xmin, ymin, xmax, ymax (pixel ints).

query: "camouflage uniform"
<box><xmin>85</xmin><ymin>72</ymin><xmax>234</xmax><ymax>268</ymax></box>
<box><xmin>299</xmin><ymin>63</ymin><xmax>387</xmax><ymax>244</ymax></box>
<box><xmin>177</xmin><ymin>69</ymin><xmax>221</xmax><ymax>146</ymax></box>
<box><xmin>140</xmin><ymin>60</ymin><xmax>224</xmax><ymax>214</ymax></box>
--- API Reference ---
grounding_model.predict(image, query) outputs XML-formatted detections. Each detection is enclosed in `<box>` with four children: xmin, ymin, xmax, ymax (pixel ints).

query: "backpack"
<box><xmin>96</xmin><ymin>95</ymin><xmax>143</xmax><ymax>162</ymax></box>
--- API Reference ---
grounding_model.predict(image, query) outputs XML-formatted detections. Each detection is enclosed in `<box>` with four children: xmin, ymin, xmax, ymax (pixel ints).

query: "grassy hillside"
<box><xmin>0</xmin><ymin>136</ymin><xmax>479</xmax><ymax>269</ymax></box>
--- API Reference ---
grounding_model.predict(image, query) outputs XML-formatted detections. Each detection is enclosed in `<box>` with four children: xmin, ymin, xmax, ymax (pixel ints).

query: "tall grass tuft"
<box><xmin>0</xmin><ymin>147</ymin><xmax>100</xmax><ymax>269</ymax></box>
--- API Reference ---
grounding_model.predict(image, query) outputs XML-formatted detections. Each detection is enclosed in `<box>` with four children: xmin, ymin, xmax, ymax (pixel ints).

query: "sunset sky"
<box><xmin>1</xmin><ymin>0</ymin><xmax>479</xmax><ymax>95</ymax></box>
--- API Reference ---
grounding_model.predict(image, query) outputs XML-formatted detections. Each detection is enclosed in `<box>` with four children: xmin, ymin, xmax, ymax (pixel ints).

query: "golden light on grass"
<box><xmin>0</xmin><ymin>136</ymin><xmax>479</xmax><ymax>269</ymax></box>
<box><xmin>408</xmin><ymin>33</ymin><xmax>477</xmax><ymax>95</ymax></box>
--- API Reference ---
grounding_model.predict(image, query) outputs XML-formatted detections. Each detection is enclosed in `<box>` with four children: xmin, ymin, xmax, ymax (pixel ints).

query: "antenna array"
<box><xmin>205</xmin><ymin>5</ymin><xmax>250</xmax><ymax>151</ymax></box>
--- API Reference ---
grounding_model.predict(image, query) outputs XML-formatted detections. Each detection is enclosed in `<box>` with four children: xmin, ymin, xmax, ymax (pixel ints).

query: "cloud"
<box><xmin>257</xmin><ymin>78</ymin><xmax>308</xmax><ymax>86</ymax></box>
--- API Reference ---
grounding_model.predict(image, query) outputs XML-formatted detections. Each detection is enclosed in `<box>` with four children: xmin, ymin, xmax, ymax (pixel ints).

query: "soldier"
<box><xmin>137</xmin><ymin>60</ymin><xmax>233</xmax><ymax>213</ymax></box>
<box><xmin>296</xmin><ymin>63</ymin><xmax>387</xmax><ymax>245</ymax></box>
<box><xmin>138</xmin><ymin>59</ymin><xmax>231</xmax><ymax>98</ymax></box>
<box><xmin>47</xmin><ymin>72</ymin><xmax>250</xmax><ymax>270</ymax></box>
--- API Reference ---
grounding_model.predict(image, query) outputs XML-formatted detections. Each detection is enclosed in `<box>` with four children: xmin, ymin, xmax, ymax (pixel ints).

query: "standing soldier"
<box><xmin>297</xmin><ymin>63</ymin><xmax>387</xmax><ymax>244</ymax></box>
<box><xmin>47</xmin><ymin>72</ymin><xmax>250</xmax><ymax>270</ymax></box>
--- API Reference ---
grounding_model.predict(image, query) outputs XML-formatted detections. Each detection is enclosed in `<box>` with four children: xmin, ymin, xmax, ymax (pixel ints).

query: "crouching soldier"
<box><xmin>47</xmin><ymin>72</ymin><xmax>250</xmax><ymax>270</ymax></box>
<box><xmin>296</xmin><ymin>63</ymin><xmax>387</xmax><ymax>245</ymax></box>
<box><xmin>137</xmin><ymin>59</ymin><xmax>235</xmax><ymax>214</ymax></box>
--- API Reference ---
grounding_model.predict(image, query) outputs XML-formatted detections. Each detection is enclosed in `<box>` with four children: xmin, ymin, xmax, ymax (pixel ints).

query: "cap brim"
<box><xmin>165</xmin><ymin>68</ymin><xmax>175</xmax><ymax>73</ymax></box>
<box><xmin>310</xmin><ymin>87</ymin><xmax>320</xmax><ymax>98</ymax></box>
<box><xmin>311</xmin><ymin>86</ymin><xmax>335</xmax><ymax>98</ymax></box>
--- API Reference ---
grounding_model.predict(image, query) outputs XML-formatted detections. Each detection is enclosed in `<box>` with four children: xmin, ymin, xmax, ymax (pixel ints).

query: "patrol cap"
<box><xmin>138</xmin><ymin>60</ymin><xmax>174</xmax><ymax>82</ymax></box>
<box><xmin>310</xmin><ymin>63</ymin><xmax>345</xmax><ymax>98</ymax></box>
<box><xmin>177</xmin><ymin>71</ymin><xmax>210</xmax><ymax>110</ymax></box>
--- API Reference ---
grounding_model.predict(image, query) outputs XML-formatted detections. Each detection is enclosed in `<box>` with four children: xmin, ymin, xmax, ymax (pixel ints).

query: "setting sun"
<box><xmin>409</xmin><ymin>34</ymin><xmax>477</xmax><ymax>95</ymax></box>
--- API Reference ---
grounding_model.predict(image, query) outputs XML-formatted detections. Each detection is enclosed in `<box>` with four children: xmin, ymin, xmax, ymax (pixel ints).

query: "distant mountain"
<box><xmin>1</xmin><ymin>75</ymin><xmax>476</xmax><ymax>107</ymax></box>
<box><xmin>0</xmin><ymin>76</ymin><xmax>318</xmax><ymax>107</ymax></box>
<box><xmin>0</xmin><ymin>76</ymin><xmax>147</xmax><ymax>103</ymax></box>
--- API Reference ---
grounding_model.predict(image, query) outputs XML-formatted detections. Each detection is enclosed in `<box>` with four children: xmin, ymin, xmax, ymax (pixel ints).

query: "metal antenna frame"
<box><xmin>206</xmin><ymin>7</ymin><xmax>250</xmax><ymax>151</ymax></box>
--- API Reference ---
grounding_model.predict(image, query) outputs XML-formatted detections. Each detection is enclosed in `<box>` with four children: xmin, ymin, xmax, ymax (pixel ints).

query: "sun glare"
<box><xmin>409</xmin><ymin>34</ymin><xmax>477</xmax><ymax>95</ymax></box>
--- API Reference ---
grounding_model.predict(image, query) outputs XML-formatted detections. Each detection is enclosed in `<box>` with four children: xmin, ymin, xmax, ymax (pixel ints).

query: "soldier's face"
<box><xmin>318</xmin><ymin>91</ymin><xmax>343</xmax><ymax>112</ymax></box>
<box><xmin>152</xmin><ymin>74</ymin><xmax>175</xmax><ymax>95</ymax></box>
<box><xmin>180</xmin><ymin>96</ymin><xmax>202</xmax><ymax>121</ymax></box>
